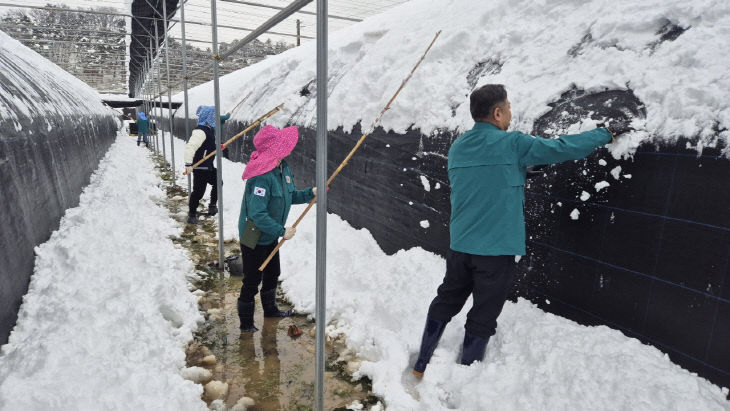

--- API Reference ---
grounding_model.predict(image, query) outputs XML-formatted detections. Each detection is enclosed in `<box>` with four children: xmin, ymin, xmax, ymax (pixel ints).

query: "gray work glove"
<box><xmin>283</xmin><ymin>226</ymin><xmax>296</xmax><ymax>240</ymax></box>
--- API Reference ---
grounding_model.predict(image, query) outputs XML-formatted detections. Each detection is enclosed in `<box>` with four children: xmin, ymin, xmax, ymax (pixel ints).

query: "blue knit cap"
<box><xmin>196</xmin><ymin>106</ymin><xmax>216</xmax><ymax>129</ymax></box>
<box><xmin>137</xmin><ymin>112</ymin><xmax>147</xmax><ymax>120</ymax></box>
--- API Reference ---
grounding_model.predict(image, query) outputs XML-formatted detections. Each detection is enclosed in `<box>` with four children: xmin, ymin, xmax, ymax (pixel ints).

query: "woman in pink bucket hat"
<box><xmin>236</xmin><ymin>125</ymin><xmax>318</xmax><ymax>332</ymax></box>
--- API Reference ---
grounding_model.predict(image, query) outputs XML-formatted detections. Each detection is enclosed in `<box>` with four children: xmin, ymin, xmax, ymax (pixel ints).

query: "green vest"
<box><xmin>448</xmin><ymin>122</ymin><xmax>611</xmax><ymax>256</ymax></box>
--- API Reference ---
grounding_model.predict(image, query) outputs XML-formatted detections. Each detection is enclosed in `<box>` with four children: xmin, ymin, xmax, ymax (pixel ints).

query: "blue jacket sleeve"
<box><xmin>515</xmin><ymin>128</ymin><xmax>612</xmax><ymax>167</ymax></box>
<box><xmin>246</xmin><ymin>176</ymin><xmax>286</xmax><ymax>237</ymax></box>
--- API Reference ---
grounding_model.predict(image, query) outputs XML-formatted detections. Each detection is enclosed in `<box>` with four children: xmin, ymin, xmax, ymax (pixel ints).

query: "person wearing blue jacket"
<box><xmin>412</xmin><ymin>84</ymin><xmax>626</xmax><ymax>378</ymax></box>
<box><xmin>136</xmin><ymin>112</ymin><xmax>149</xmax><ymax>147</ymax></box>
<box><xmin>237</xmin><ymin>125</ymin><xmax>316</xmax><ymax>332</ymax></box>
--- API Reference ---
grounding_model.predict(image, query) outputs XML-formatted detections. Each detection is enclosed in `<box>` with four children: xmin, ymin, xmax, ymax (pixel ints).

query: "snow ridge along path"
<box><xmin>0</xmin><ymin>133</ymin><xmax>206</xmax><ymax>411</ymax></box>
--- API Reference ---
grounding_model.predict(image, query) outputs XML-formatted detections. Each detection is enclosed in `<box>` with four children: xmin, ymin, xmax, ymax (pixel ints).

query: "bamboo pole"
<box><xmin>230</xmin><ymin>91</ymin><xmax>253</xmax><ymax>114</ymax></box>
<box><xmin>258</xmin><ymin>30</ymin><xmax>442</xmax><ymax>271</ymax></box>
<box><xmin>183</xmin><ymin>104</ymin><xmax>283</xmax><ymax>175</ymax></box>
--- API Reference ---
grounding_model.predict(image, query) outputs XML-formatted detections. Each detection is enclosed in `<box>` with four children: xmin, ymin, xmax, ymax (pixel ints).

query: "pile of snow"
<box><xmin>176</xmin><ymin>0</ymin><xmax>729</xmax><ymax>158</ymax></box>
<box><xmin>0</xmin><ymin>133</ymin><xmax>206</xmax><ymax>410</ymax></box>
<box><xmin>0</xmin><ymin>30</ymin><xmax>112</xmax><ymax>124</ymax></box>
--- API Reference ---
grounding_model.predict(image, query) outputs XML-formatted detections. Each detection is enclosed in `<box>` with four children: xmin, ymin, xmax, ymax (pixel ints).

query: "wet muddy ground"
<box><xmin>153</xmin><ymin>157</ymin><xmax>381</xmax><ymax>410</ymax></box>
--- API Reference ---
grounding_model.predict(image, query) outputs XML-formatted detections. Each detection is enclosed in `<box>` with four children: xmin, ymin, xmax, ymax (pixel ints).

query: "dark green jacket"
<box><xmin>136</xmin><ymin>118</ymin><xmax>149</xmax><ymax>133</ymax></box>
<box><xmin>448</xmin><ymin>122</ymin><xmax>611</xmax><ymax>256</ymax></box>
<box><xmin>238</xmin><ymin>160</ymin><xmax>314</xmax><ymax>246</ymax></box>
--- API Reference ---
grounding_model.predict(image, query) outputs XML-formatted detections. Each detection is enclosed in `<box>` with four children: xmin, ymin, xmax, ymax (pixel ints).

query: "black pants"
<box><xmin>188</xmin><ymin>168</ymin><xmax>219</xmax><ymax>215</ymax></box>
<box><xmin>238</xmin><ymin>242</ymin><xmax>281</xmax><ymax>303</ymax></box>
<box><xmin>427</xmin><ymin>250</ymin><xmax>516</xmax><ymax>338</ymax></box>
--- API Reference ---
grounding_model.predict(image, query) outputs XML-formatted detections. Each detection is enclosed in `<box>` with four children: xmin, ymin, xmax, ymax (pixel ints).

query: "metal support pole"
<box><xmin>163</xmin><ymin>0</ymin><xmax>176</xmax><ymax>182</ymax></box>
<box><xmin>210</xmin><ymin>0</ymin><xmax>225</xmax><ymax>269</ymax></box>
<box><xmin>296</xmin><ymin>19</ymin><xmax>301</xmax><ymax>46</ymax></box>
<box><xmin>181</xmin><ymin>0</ymin><xmax>192</xmax><ymax>195</ymax></box>
<box><xmin>315</xmin><ymin>0</ymin><xmax>328</xmax><ymax>409</ymax></box>
<box><xmin>154</xmin><ymin>20</ymin><xmax>167</xmax><ymax>168</ymax></box>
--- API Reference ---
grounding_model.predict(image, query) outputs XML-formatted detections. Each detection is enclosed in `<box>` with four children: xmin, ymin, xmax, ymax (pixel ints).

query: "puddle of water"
<box><xmin>201</xmin><ymin>276</ymin><xmax>377</xmax><ymax>410</ymax></box>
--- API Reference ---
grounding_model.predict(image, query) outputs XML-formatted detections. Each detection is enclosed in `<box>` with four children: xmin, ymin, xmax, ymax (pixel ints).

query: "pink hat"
<box><xmin>242</xmin><ymin>125</ymin><xmax>299</xmax><ymax>180</ymax></box>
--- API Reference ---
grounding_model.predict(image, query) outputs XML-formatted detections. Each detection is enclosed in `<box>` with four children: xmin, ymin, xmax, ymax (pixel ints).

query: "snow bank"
<box><xmin>176</xmin><ymin>0</ymin><xmax>729</xmax><ymax>157</ymax></box>
<box><xmin>278</xmin><ymin>208</ymin><xmax>729</xmax><ymax>410</ymax></box>
<box><xmin>0</xmin><ymin>133</ymin><xmax>206</xmax><ymax>410</ymax></box>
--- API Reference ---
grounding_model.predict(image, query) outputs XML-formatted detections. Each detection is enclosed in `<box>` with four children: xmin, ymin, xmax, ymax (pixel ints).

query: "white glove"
<box><xmin>312</xmin><ymin>187</ymin><xmax>317</xmax><ymax>197</ymax></box>
<box><xmin>283</xmin><ymin>226</ymin><xmax>296</xmax><ymax>240</ymax></box>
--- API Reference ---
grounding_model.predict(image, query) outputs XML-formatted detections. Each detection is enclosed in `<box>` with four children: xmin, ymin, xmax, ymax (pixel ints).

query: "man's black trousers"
<box><xmin>238</xmin><ymin>242</ymin><xmax>281</xmax><ymax>303</ymax></box>
<box><xmin>427</xmin><ymin>250</ymin><xmax>516</xmax><ymax>338</ymax></box>
<box><xmin>188</xmin><ymin>168</ymin><xmax>219</xmax><ymax>215</ymax></box>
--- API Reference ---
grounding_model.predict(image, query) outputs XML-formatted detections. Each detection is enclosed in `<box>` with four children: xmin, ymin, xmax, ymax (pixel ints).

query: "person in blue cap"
<box><xmin>136</xmin><ymin>112</ymin><xmax>149</xmax><ymax>147</ymax></box>
<box><xmin>183</xmin><ymin>106</ymin><xmax>232</xmax><ymax>224</ymax></box>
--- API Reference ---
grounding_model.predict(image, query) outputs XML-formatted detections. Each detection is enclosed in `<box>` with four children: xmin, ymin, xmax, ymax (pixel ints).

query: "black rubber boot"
<box><xmin>261</xmin><ymin>289</ymin><xmax>292</xmax><ymax>318</ymax></box>
<box><xmin>207</xmin><ymin>205</ymin><xmax>218</xmax><ymax>217</ymax></box>
<box><xmin>237</xmin><ymin>300</ymin><xmax>258</xmax><ymax>332</ymax></box>
<box><xmin>412</xmin><ymin>317</ymin><xmax>447</xmax><ymax>378</ymax></box>
<box><xmin>460</xmin><ymin>331</ymin><xmax>490</xmax><ymax>366</ymax></box>
<box><xmin>187</xmin><ymin>212</ymin><xmax>199</xmax><ymax>225</ymax></box>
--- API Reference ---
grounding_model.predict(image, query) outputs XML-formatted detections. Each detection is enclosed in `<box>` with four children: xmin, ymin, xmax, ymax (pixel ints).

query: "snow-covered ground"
<box><xmin>175</xmin><ymin>0</ymin><xmax>730</xmax><ymax>159</ymax></box>
<box><xmin>0</xmin><ymin>132</ymin><xmax>206</xmax><ymax>411</ymax></box>
<box><xmin>169</xmin><ymin>137</ymin><xmax>729</xmax><ymax>410</ymax></box>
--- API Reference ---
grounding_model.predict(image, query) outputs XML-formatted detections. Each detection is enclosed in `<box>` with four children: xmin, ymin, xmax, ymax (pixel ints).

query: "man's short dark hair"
<box><xmin>470</xmin><ymin>84</ymin><xmax>507</xmax><ymax>121</ymax></box>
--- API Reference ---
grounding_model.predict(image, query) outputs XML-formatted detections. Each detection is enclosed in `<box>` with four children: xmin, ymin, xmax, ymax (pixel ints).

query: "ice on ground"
<box><xmin>570</xmin><ymin>208</ymin><xmax>581</xmax><ymax>220</ymax></box>
<box><xmin>420</xmin><ymin>220</ymin><xmax>430</xmax><ymax>229</ymax></box>
<box><xmin>598</xmin><ymin>159</ymin><xmax>608</xmax><ymax>166</ymax></box>
<box><xmin>580</xmin><ymin>191</ymin><xmax>591</xmax><ymax>201</ymax></box>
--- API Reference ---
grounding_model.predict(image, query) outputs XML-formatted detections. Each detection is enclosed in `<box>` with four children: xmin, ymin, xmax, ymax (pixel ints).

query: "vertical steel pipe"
<box><xmin>209</xmin><ymin>0</ymin><xmax>225</xmax><ymax>269</ymax></box>
<box><xmin>154</xmin><ymin>20</ymin><xmax>167</xmax><ymax>168</ymax></box>
<box><xmin>180</xmin><ymin>0</ymin><xmax>192</xmax><ymax>194</ymax></box>
<box><xmin>315</xmin><ymin>0</ymin><xmax>328</xmax><ymax>409</ymax></box>
<box><xmin>162</xmin><ymin>0</ymin><xmax>176</xmax><ymax>182</ymax></box>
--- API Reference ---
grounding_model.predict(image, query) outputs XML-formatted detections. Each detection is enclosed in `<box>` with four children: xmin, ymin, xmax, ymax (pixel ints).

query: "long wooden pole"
<box><xmin>230</xmin><ymin>91</ymin><xmax>253</xmax><ymax>114</ymax></box>
<box><xmin>183</xmin><ymin>104</ymin><xmax>283</xmax><ymax>175</ymax></box>
<box><xmin>258</xmin><ymin>30</ymin><xmax>442</xmax><ymax>271</ymax></box>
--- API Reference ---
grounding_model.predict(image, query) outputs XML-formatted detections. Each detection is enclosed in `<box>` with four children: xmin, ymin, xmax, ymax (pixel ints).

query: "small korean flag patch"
<box><xmin>285</xmin><ymin>176</ymin><xmax>291</xmax><ymax>184</ymax></box>
<box><xmin>253</xmin><ymin>186</ymin><xmax>266</xmax><ymax>197</ymax></box>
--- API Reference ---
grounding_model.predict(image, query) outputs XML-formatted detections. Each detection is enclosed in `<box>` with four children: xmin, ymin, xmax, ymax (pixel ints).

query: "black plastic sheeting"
<box><xmin>169</xmin><ymin>88</ymin><xmax>730</xmax><ymax>389</ymax></box>
<box><xmin>0</xmin><ymin>114</ymin><xmax>116</xmax><ymax>346</ymax></box>
<box><xmin>129</xmin><ymin>0</ymin><xmax>179</xmax><ymax>96</ymax></box>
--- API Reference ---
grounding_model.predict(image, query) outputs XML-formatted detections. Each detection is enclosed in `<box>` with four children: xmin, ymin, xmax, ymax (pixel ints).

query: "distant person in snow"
<box><xmin>183</xmin><ymin>106</ymin><xmax>230</xmax><ymax>224</ymax></box>
<box><xmin>236</xmin><ymin>125</ymin><xmax>316</xmax><ymax>333</ymax></box>
<box><xmin>412</xmin><ymin>84</ymin><xmax>628</xmax><ymax>378</ymax></box>
<box><xmin>136</xmin><ymin>112</ymin><xmax>149</xmax><ymax>147</ymax></box>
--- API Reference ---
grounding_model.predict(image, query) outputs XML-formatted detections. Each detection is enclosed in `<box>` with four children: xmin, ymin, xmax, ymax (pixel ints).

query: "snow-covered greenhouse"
<box><xmin>0</xmin><ymin>0</ymin><xmax>729</xmax><ymax>410</ymax></box>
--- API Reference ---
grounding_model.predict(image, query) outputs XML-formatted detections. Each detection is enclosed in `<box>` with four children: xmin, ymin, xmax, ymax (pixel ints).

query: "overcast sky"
<box><xmin>0</xmin><ymin>0</ymin><xmax>410</xmax><ymax>47</ymax></box>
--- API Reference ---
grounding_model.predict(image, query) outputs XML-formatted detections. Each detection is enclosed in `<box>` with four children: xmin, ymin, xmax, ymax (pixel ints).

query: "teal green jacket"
<box><xmin>136</xmin><ymin>118</ymin><xmax>149</xmax><ymax>133</ymax></box>
<box><xmin>448</xmin><ymin>122</ymin><xmax>612</xmax><ymax>256</ymax></box>
<box><xmin>220</xmin><ymin>113</ymin><xmax>231</xmax><ymax>126</ymax></box>
<box><xmin>238</xmin><ymin>160</ymin><xmax>314</xmax><ymax>246</ymax></box>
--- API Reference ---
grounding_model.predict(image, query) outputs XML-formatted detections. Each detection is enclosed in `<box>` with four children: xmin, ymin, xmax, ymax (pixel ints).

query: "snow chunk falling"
<box><xmin>420</xmin><ymin>175</ymin><xmax>431</xmax><ymax>191</ymax></box>
<box><xmin>610</xmin><ymin>166</ymin><xmax>622</xmax><ymax>180</ymax></box>
<box><xmin>570</xmin><ymin>209</ymin><xmax>580</xmax><ymax>220</ymax></box>
<box><xmin>595</xmin><ymin>181</ymin><xmax>610</xmax><ymax>192</ymax></box>
<box><xmin>580</xmin><ymin>191</ymin><xmax>591</xmax><ymax>201</ymax></box>
<box><xmin>420</xmin><ymin>220</ymin><xmax>430</xmax><ymax>228</ymax></box>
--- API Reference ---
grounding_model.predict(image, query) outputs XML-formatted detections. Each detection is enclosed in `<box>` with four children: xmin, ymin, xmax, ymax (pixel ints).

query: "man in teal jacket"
<box><xmin>412</xmin><ymin>84</ymin><xmax>620</xmax><ymax>378</ymax></box>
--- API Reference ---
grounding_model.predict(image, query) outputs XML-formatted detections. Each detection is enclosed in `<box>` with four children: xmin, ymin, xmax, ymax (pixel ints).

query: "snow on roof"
<box><xmin>0</xmin><ymin>30</ymin><xmax>112</xmax><ymax>123</ymax></box>
<box><xmin>176</xmin><ymin>0</ymin><xmax>729</xmax><ymax>158</ymax></box>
